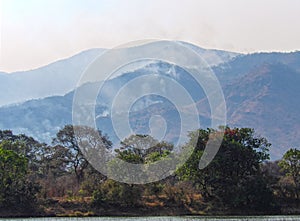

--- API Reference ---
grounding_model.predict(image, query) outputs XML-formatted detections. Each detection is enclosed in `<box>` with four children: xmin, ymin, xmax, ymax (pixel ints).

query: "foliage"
<box><xmin>80</xmin><ymin>165</ymin><xmax>107</xmax><ymax>196</ymax></box>
<box><xmin>0</xmin><ymin>130</ymin><xmax>47</xmax><ymax>175</ymax></box>
<box><xmin>0</xmin><ymin>143</ymin><xmax>38</xmax><ymax>211</ymax></box>
<box><xmin>0</xmin><ymin>127</ymin><xmax>298</xmax><ymax>216</ymax></box>
<box><xmin>278</xmin><ymin>148</ymin><xmax>300</xmax><ymax>200</ymax></box>
<box><xmin>116</xmin><ymin>134</ymin><xmax>173</xmax><ymax>163</ymax></box>
<box><xmin>177</xmin><ymin>127</ymin><xmax>275</xmax><ymax>212</ymax></box>
<box><xmin>53</xmin><ymin>125</ymin><xmax>112</xmax><ymax>184</ymax></box>
<box><xmin>92</xmin><ymin>179</ymin><xmax>142</xmax><ymax>207</ymax></box>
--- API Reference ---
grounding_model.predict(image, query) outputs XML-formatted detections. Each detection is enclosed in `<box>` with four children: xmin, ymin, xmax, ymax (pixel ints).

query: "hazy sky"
<box><xmin>1</xmin><ymin>0</ymin><xmax>300</xmax><ymax>72</ymax></box>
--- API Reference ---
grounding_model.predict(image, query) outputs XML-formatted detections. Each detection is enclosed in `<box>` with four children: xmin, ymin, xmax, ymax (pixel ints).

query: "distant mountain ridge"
<box><xmin>0</xmin><ymin>44</ymin><xmax>239</xmax><ymax>107</ymax></box>
<box><xmin>1</xmin><ymin>42</ymin><xmax>300</xmax><ymax>159</ymax></box>
<box><xmin>0</xmin><ymin>48</ymin><xmax>105</xmax><ymax>106</ymax></box>
<box><xmin>214</xmin><ymin>51</ymin><xmax>300</xmax><ymax>84</ymax></box>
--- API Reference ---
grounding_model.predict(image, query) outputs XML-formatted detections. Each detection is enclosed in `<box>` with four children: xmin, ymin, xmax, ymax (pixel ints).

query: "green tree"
<box><xmin>0</xmin><ymin>130</ymin><xmax>47</xmax><ymax>175</ymax></box>
<box><xmin>0</xmin><ymin>143</ymin><xmax>38</xmax><ymax>212</ymax></box>
<box><xmin>116</xmin><ymin>134</ymin><xmax>173</xmax><ymax>163</ymax></box>
<box><xmin>110</xmin><ymin>134</ymin><xmax>173</xmax><ymax>182</ymax></box>
<box><xmin>53</xmin><ymin>125</ymin><xmax>112</xmax><ymax>184</ymax></box>
<box><xmin>177</xmin><ymin>127</ymin><xmax>275</xmax><ymax>213</ymax></box>
<box><xmin>279</xmin><ymin>148</ymin><xmax>300</xmax><ymax>200</ymax></box>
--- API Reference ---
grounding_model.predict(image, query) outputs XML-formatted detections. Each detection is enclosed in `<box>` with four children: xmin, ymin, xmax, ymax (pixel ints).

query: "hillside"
<box><xmin>0</xmin><ymin>44</ymin><xmax>300</xmax><ymax>159</ymax></box>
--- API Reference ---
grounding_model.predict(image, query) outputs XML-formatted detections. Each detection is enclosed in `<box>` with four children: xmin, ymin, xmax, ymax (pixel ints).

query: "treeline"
<box><xmin>0</xmin><ymin>125</ymin><xmax>299</xmax><ymax>217</ymax></box>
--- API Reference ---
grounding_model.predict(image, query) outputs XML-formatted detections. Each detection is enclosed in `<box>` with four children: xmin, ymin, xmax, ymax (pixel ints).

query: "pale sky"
<box><xmin>1</xmin><ymin>0</ymin><xmax>300</xmax><ymax>72</ymax></box>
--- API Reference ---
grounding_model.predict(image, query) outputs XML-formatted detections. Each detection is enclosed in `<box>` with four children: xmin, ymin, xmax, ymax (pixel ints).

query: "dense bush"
<box><xmin>0</xmin><ymin>127</ymin><xmax>299</xmax><ymax>216</ymax></box>
<box><xmin>0</xmin><ymin>144</ymin><xmax>39</xmax><ymax>212</ymax></box>
<box><xmin>92</xmin><ymin>179</ymin><xmax>142</xmax><ymax>207</ymax></box>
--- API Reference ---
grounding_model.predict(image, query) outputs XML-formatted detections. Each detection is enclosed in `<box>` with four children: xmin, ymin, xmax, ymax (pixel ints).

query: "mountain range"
<box><xmin>0</xmin><ymin>48</ymin><xmax>105</xmax><ymax>107</ymax></box>
<box><xmin>0</xmin><ymin>41</ymin><xmax>300</xmax><ymax>159</ymax></box>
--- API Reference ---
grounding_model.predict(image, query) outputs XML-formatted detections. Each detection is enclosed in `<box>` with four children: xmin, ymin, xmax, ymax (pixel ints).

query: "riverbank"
<box><xmin>1</xmin><ymin>195</ymin><xmax>299</xmax><ymax>218</ymax></box>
